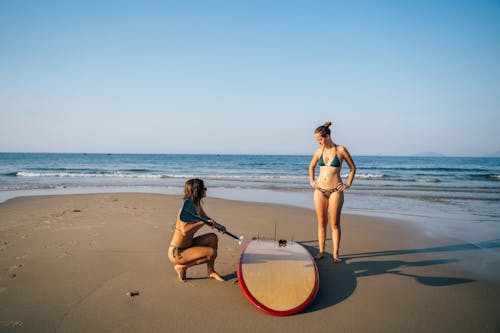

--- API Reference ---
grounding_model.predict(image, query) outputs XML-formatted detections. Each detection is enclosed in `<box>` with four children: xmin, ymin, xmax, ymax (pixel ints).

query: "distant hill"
<box><xmin>413</xmin><ymin>152</ymin><xmax>446</xmax><ymax>157</ymax></box>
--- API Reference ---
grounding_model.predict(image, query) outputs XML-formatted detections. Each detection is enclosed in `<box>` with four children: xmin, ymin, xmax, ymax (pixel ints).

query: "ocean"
<box><xmin>1</xmin><ymin>153</ymin><xmax>499</xmax><ymax>246</ymax></box>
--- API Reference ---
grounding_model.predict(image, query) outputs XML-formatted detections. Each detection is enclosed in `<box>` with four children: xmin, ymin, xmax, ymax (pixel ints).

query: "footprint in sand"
<box><xmin>7</xmin><ymin>264</ymin><xmax>24</xmax><ymax>278</ymax></box>
<box><xmin>0</xmin><ymin>321</ymin><xmax>23</xmax><ymax>328</ymax></box>
<box><xmin>0</xmin><ymin>241</ymin><xmax>9</xmax><ymax>252</ymax></box>
<box><xmin>57</xmin><ymin>251</ymin><xmax>72</xmax><ymax>258</ymax></box>
<box><xmin>52</xmin><ymin>211</ymin><xmax>66</xmax><ymax>219</ymax></box>
<box><xmin>45</xmin><ymin>240</ymin><xmax>77</xmax><ymax>250</ymax></box>
<box><xmin>58</xmin><ymin>240</ymin><xmax>77</xmax><ymax>249</ymax></box>
<box><xmin>34</xmin><ymin>224</ymin><xmax>51</xmax><ymax>231</ymax></box>
<box><xmin>9</xmin><ymin>264</ymin><xmax>23</xmax><ymax>271</ymax></box>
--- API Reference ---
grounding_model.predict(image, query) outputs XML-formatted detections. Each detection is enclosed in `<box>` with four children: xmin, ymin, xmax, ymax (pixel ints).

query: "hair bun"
<box><xmin>324</xmin><ymin>121</ymin><xmax>332</xmax><ymax>128</ymax></box>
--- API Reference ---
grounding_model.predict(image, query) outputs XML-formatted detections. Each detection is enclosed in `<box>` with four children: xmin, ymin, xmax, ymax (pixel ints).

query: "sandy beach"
<box><xmin>0</xmin><ymin>193</ymin><xmax>498</xmax><ymax>332</ymax></box>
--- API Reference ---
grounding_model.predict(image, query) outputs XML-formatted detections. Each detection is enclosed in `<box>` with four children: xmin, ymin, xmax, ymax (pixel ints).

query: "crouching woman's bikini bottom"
<box><xmin>169</xmin><ymin>245</ymin><xmax>186</xmax><ymax>260</ymax></box>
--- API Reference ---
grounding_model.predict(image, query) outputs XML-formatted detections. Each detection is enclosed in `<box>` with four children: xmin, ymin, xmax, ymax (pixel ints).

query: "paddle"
<box><xmin>180</xmin><ymin>199</ymin><xmax>244</xmax><ymax>245</ymax></box>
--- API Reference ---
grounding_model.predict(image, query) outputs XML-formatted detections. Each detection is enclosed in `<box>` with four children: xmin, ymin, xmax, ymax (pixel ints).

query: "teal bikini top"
<box><xmin>318</xmin><ymin>147</ymin><xmax>340</xmax><ymax>167</ymax></box>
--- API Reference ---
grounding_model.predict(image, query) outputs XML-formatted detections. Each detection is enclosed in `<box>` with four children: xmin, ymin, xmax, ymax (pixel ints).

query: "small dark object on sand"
<box><xmin>126</xmin><ymin>291</ymin><xmax>140</xmax><ymax>297</ymax></box>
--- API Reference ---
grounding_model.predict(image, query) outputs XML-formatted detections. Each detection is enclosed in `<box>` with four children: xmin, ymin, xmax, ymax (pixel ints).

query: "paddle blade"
<box><xmin>179</xmin><ymin>199</ymin><xmax>200</xmax><ymax>223</ymax></box>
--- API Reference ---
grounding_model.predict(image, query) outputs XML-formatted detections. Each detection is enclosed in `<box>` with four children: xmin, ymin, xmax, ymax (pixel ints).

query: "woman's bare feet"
<box><xmin>174</xmin><ymin>265</ymin><xmax>187</xmax><ymax>282</ymax></box>
<box><xmin>333</xmin><ymin>256</ymin><xmax>342</xmax><ymax>263</ymax></box>
<box><xmin>208</xmin><ymin>271</ymin><xmax>225</xmax><ymax>282</ymax></box>
<box><xmin>314</xmin><ymin>252</ymin><xmax>324</xmax><ymax>260</ymax></box>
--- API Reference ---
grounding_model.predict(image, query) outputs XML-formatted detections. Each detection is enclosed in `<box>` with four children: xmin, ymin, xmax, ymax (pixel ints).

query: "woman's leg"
<box><xmin>169</xmin><ymin>233</ymin><xmax>224</xmax><ymax>282</ymax></box>
<box><xmin>192</xmin><ymin>233</ymin><xmax>223</xmax><ymax>280</ymax></box>
<box><xmin>329</xmin><ymin>191</ymin><xmax>344</xmax><ymax>262</ymax></box>
<box><xmin>313</xmin><ymin>189</ymin><xmax>329</xmax><ymax>259</ymax></box>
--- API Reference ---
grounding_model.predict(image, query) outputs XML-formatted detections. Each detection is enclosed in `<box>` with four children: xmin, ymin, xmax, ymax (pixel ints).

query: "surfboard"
<box><xmin>237</xmin><ymin>239</ymin><xmax>319</xmax><ymax>316</ymax></box>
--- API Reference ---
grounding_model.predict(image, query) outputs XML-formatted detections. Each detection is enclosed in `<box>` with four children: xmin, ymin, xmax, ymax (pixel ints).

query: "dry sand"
<box><xmin>0</xmin><ymin>193</ymin><xmax>498</xmax><ymax>332</ymax></box>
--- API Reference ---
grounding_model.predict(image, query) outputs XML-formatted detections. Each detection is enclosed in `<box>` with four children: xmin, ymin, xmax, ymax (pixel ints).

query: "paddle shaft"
<box><xmin>183</xmin><ymin>210</ymin><xmax>240</xmax><ymax>241</ymax></box>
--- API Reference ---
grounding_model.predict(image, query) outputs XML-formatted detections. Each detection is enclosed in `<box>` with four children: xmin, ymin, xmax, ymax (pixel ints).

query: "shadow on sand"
<box><xmin>300</xmin><ymin>239</ymin><xmax>500</xmax><ymax>313</ymax></box>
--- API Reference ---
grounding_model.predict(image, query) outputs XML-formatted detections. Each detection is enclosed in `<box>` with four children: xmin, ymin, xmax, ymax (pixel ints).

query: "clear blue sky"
<box><xmin>1</xmin><ymin>0</ymin><xmax>499</xmax><ymax>156</ymax></box>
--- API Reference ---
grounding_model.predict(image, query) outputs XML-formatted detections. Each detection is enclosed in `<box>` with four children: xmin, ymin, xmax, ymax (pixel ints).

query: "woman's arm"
<box><xmin>309</xmin><ymin>150</ymin><xmax>320</xmax><ymax>188</ymax></box>
<box><xmin>199</xmin><ymin>205</ymin><xmax>226</xmax><ymax>233</ymax></box>
<box><xmin>177</xmin><ymin>219</ymin><xmax>205</xmax><ymax>236</ymax></box>
<box><xmin>340</xmin><ymin>146</ymin><xmax>356</xmax><ymax>188</ymax></box>
<box><xmin>176</xmin><ymin>209</ymin><xmax>205</xmax><ymax>236</ymax></box>
<box><xmin>198</xmin><ymin>205</ymin><xmax>210</xmax><ymax>220</ymax></box>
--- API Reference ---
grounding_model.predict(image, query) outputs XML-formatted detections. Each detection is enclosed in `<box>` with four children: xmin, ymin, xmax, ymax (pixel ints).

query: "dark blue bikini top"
<box><xmin>318</xmin><ymin>147</ymin><xmax>340</xmax><ymax>167</ymax></box>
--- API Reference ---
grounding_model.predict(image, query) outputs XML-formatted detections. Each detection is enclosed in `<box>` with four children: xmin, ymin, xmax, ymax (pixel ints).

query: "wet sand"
<box><xmin>0</xmin><ymin>193</ymin><xmax>498</xmax><ymax>332</ymax></box>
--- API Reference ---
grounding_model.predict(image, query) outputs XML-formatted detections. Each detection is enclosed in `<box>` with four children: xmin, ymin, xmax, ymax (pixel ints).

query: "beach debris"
<box><xmin>72</xmin><ymin>209</ymin><xmax>81</xmax><ymax>213</ymax></box>
<box><xmin>126</xmin><ymin>290</ymin><xmax>140</xmax><ymax>298</ymax></box>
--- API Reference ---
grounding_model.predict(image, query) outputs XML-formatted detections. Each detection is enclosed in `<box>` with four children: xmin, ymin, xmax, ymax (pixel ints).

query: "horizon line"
<box><xmin>0</xmin><ymin>151</ymin><xmax>499</xmax><ymax>158</ymax></box>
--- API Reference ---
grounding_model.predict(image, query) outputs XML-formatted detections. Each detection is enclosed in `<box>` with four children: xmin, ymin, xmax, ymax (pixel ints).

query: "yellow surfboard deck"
<box><xmin>237</xmin><ymin>239</ymin><xmax>319</xmax><ymax>316</ymax></box>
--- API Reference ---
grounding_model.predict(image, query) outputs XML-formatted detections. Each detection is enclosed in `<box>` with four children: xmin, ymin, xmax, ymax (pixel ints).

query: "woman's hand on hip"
<box><xmin>336</xmin><ymin>183</ymin><xmax>350</xmax><ymax>192</ymax></box>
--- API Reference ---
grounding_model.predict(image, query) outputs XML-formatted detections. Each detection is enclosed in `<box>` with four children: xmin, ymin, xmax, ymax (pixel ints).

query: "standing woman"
<box><xmin>309</xmin><ymin>122</ymin><xmax>356</xmax><ymax>262</ymax></box>
<box><xmin>168</xmin><ymin>178</ymin><xmax>226</xmax><ymax>282</ymax></box>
